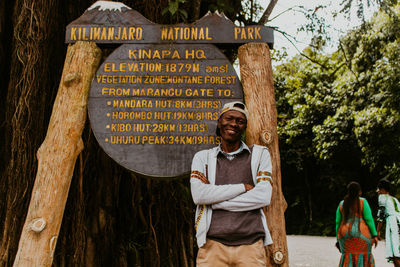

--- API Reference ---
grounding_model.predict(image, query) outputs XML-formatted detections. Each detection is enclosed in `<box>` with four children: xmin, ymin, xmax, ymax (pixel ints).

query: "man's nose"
<box><xmin>230</xmin><ymin>120</ymin><xmax>238</xmax><ymax>127</ymax></box>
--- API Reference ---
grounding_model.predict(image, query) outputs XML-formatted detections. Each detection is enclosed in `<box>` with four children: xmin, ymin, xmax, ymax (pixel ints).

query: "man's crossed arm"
<box><xmin>191</xmin><ymin>171</ymin><xmax>272</xmax><ymax>212</ymax></box>
<box><xmin>190</xmin><ymin>149</ymin><xmax>273</xmax><ymax>212</ymax></box>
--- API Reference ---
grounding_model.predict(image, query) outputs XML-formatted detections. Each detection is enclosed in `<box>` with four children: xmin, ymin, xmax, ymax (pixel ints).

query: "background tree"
<box><xmin>0</xmin><ymin>0</ymin><xmax>277</xmax><ymax>266</ymax></box>
<box><xmin>274</xmin><ymin>1</ymin><xmax>400</xmax><ymax>235</ymax></box>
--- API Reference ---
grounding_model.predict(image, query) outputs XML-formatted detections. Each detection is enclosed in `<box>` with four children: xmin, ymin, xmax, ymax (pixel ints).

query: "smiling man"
<box><xmin>190</xmin><ymin>101</ymin><xmax>273</xmax><ymax>266</ymax></box>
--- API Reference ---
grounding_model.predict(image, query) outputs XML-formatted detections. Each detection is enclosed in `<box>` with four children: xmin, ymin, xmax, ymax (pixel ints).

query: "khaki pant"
<box><xmin>196</xmin><ymin>239</ymin><xmax>267</xmax><ymax>267</ymax></box>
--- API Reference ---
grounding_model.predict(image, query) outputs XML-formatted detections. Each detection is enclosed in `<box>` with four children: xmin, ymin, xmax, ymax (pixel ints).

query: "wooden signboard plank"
<box><xmin>65</xmin><ymin>2</ymin><xmax>274</xmax><ymax>47</ymax></box>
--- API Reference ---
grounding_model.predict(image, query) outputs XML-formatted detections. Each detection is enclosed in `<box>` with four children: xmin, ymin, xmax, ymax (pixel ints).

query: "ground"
<box><xmin>288</xmin><ymin>235</ymin><xmax>391</xmax><ymax>267</ymax></box>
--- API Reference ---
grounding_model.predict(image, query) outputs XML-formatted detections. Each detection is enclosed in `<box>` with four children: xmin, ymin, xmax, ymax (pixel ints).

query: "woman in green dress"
<box><xmin>377</xmin><ymin>179</ymin><xmax>400</xmax><ymax>266</ymax></box>
<box><xmin>336</xmin><ymin>181</ymin><xmax>378</xmax><ymax>267</ymax></box>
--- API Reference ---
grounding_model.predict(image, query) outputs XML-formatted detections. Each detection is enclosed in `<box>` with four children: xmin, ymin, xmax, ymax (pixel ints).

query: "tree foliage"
<box><xmin>275</xmin><ymin>1</ymin><xmax>400</xmax><ymax>235</ymax></box>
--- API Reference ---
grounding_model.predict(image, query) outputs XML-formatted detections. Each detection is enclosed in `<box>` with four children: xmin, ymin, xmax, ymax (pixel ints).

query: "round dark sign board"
<box><xmin>88</xmin><ymin>43</ymin><xmax>243</xmax><ymax>178</ymax></box>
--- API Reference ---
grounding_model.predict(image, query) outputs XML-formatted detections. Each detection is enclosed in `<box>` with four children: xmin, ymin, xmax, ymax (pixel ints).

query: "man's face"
<box><xmin>217</xmin><ymin>110</ymin><xmax>247</xmax><ymax>143</ymax></box>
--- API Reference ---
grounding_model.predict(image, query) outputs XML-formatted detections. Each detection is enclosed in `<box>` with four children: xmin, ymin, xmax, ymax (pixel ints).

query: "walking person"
<box><xmin>190</xmin><ymin>101</ymin><xmax>273</xmax><ymax>266</ymax></box>
<box><xmin>336</xmin><ymin>181</ymin><xmax>378</xmax><ymax>267</ymax></box>
<box><xmin>376</xmin><ymin>178</ymin><xmax>400</xmax><ymax>266</ymax></box>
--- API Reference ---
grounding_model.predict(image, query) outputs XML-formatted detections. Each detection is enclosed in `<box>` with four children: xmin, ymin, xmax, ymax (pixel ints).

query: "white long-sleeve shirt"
<box><xmin>190</xmin><ymin>142</ymin><xmax>273</xmax><ymax>248</ymax></box>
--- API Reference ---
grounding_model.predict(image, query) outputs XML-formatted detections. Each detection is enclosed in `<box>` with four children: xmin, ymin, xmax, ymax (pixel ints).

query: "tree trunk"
<box><xmin>192</xmin><ymin>0</ymin><xmax>202</xmax><ymax>20</ymax></box>
<box><xmin>238</xmin><ymin>42</ymin><xmax>289</xmax><ymax>267</ymax></box>
<box><xmin>13</xmin><ymin>41</ymin><xmax>101</xmax><ymax>267</ymax></box>
<box><xmin>258</xmin><ymin>0</ymin><xmax>279</xmax><ymax>25</ymax></box>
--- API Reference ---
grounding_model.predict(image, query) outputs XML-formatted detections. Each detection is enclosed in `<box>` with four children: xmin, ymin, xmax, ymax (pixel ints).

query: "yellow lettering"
<box><xmin>191</xmin><ymin>27</ymin><xmax>198</xmax><ymax>40</ymax></box>
<box><xmin>93</xmin><ymin>27</ymin><xmax>101</xmax><ymax>39</ymax></box>
<box><xmin>120</xmin><ymin>63</ymin><xmax>126</xmax><ymax>72</ymax></box>
<box><xmin>234</xmin><ymin>27</ymin><xmax>240</xmax><ymax>40</ymax></box>
<box><xmin>115</xmin><ymin>27</ymin><xmax>121</xmax><ymax>40</ymax></box>
<box><xmin>196</xmin><ymin>50</ymin><xmax>206</xmax><ymax>59</ymax></box>
<box><xmin>172</xmin><ymin>50</ymin><xmax>180</xmax><ymax>59</ymax></box>
<box><xmin>198</xmin><ymin>28</ymin><xmax>205</xmax><ymax>39</ymax></box>
<box><xmin>184</xmin><ymin>27</ymin><xmax>190</xmax><ymax>40</ymax></box>
<box><xmin>108</xmin><ymin>27</ymin><xmax>114</xmax><ymax>40</ymax></box>
<box><xmin>82</xmin><ymin>28</ymin><xmax>88</xmax><ymax>40</ymax></box>
<box><xmin>71</xmin><ymin>27</ymin><xmax>77</xmax><ymax>40</ymax></box>
<box><xmin>129</xmin><ymin>27</ymin><xmax>135</xmax><ymax>40</ymax></box>
<box><xmin>162</xmin><ymin>50</ymin><xmax>171</xmax><ymax>58</ymax></box>
<box><xmin>161</xmin><ymin>28</ymin><xmax>168</xmax><ymax>40</ymax></box>
<box><xmin>142</xmin><ymin>49</ymin><xmax>151</xmax><ymax>59</ymax></box>
<box><xmin>174</xmin><ymin>27</ymin><xmax>180</xmax><ymax>39</ymax></box>
<box><xmin>101</xmin><ymin>27</ymin><xmax>107</xmax><ymax>40</ymax></box>
<box><xmin>136</xmin><ymin>27</ymin><xmax>143</xmax><ymax>40</ymax></box>
<box><xmin>186</xmin><ymin>50</ymin><xmax>195</xmax><ymax>59</ymax></box>
<box><xmin>104</xmin><ymin>63</ymin><xmax>111</xmax><ymax>72</ymax></box>
<box><xmin>102</xmin><ymin>88</ymin><xmax>130</xmax><ymax>96</ymax></box>
<box><xmin>152</xmin><ymin>50</ymin><xmax>161</xmax><ymax>59</ymax></box>
<box><xmin>254</xmin><ymin>27</ymin><xmax>261</xmax><ymax>39</ymax></box>
<box><xmin>167</xmin><ymin>28</ymin><xmax>174</xmax><ymax>40</ymax></box>
<box><xmin>241</xmin><ymin>28</ymin><xmax>246</xmax><ymax>39</ymax></box>
<box><xmin>247</xmin><ymin>28</ymin><xmax>254</xmax><ymax>39</ymax></box>
<box><xmin>129</xmin><ymin>49</ymin><xmax>137</xmax><ymax>59</ymax></box>
<box><xmin>205</xmin><ymin>27</ymin><xmax>212</xmax><ymax>40</ymax></box>
<box><xmin>121</xmin><ymin>27</ymin><xmax>128</xmax><ymax>40</ymax></box>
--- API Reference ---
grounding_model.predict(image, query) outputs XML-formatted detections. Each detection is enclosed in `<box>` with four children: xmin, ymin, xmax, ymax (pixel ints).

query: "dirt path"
<box><xmin>287</xmin><ymin>235</ymin><xmax>391</xmax><ymax>266</ymax></box>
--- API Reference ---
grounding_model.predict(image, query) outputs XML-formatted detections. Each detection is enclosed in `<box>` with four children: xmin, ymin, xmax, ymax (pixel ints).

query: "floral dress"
<box><xmin>377</xmin><ymin>194</ymin><xmax>400</xmax><ymax>261</ymax></box>
<box><xmin>336</xmin><ymin>197</ymin><xmax>377</xmax><ymax>267</ymax></box>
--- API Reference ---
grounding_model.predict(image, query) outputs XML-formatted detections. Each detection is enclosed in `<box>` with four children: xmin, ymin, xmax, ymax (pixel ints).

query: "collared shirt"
<box><xmin>216</xmin><ymin>142</ymin><xmax>250</xmax><ymax>161</ymax></box>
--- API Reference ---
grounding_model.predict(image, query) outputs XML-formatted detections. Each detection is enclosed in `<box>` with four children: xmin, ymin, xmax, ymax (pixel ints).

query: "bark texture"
<box><xmin>238</xmin><ymin>42</ymin><xmax>289</xmax><ymax>267</ymax></box>
<box><xmin>13</xmin><ymin>41</ymin><xmax>101</xmax><ymax>267</ymax></box>
<box><xmin>0</xmin><ymin>0</ymin><xmax>72</xmax><ymax>264</ymax></box>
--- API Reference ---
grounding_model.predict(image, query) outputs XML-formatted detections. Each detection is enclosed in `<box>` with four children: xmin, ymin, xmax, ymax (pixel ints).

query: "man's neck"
<box><xmin>220</xmin><ymin>140</ymin><xmax>241</xmax><ymax>153</ymax></box>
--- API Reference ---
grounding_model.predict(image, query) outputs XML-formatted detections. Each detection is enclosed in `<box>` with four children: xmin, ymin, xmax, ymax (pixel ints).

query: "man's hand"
<box><xmin>191</xmin><ymin>171</ymin><xmax>209</xmax><ymax>184</ymax></box>
<box><xmin>244</xmin><ymin>184</ymin><xmax>254</xmax><ymax>191</ymax></box>
<box><xmin>197</xmin><ymin>172</ymin><xmax>210</xmax><ymax>184</ymax></box>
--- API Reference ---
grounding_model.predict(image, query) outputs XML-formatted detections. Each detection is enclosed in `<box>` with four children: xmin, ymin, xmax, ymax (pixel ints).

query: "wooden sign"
<box><xmin>88</xmin><ymin>43</ymin><xmax>243</xmax><ymax>177</ymax></box>
<box><xmin>76</xmin><ymin>1</ymin><xmax>275</xmax><ymax>178</ymax></box>
<box><xmin>65</xmin><ymin>1</ymin><xmax>274</xmax><ymax>47</ymax></box>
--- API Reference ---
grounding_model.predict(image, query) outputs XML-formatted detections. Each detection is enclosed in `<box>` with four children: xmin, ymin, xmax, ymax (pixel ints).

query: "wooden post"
<box><xmin>13</xmin><ymin>41</ymin><xmax>101</xmax><ymax>267</ymax></box>
<box><xmin>238</xmin><ymin>43</ymin><xmax>289</xmax><ymax>267</ymax></box>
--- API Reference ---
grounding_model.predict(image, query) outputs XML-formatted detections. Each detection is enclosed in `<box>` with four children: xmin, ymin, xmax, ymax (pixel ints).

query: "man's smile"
<box><xmin>225</xmin><ymin>128</ymin><xmax>238</xmax><ymax>134</ymax></box>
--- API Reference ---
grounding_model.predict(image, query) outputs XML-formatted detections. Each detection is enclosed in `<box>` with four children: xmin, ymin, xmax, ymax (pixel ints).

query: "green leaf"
<box><xmin>169</xmin><ymin>1</ymin><xmax>179</xmax><ymax>15</ymax></box>
<box><xmin>179</xmin><ymin>9</ymin><xmax>188</xmax><ymax>19</ymax></box>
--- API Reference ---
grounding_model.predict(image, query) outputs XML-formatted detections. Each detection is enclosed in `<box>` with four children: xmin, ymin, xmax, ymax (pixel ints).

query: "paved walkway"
<box><xmin>287</xmin><ymin>235</ymin><xmax>391</xmax><ymax>267</ymax></box>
